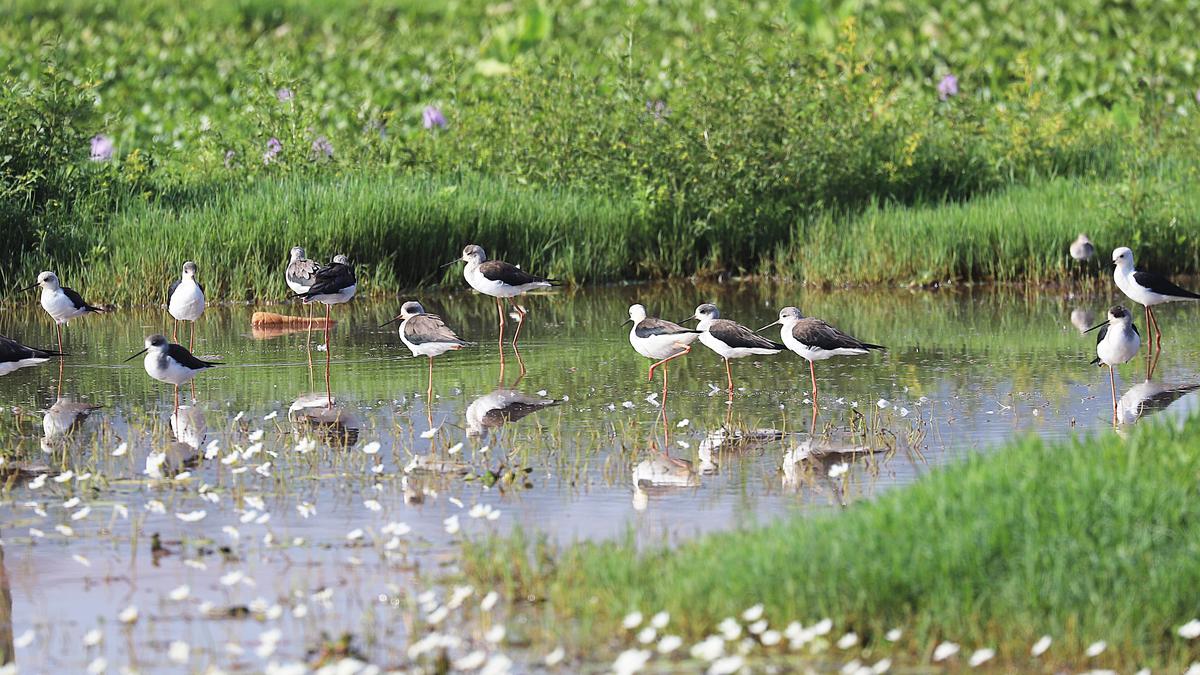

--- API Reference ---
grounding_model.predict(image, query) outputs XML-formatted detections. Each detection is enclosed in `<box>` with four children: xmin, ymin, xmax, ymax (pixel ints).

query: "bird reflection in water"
<box><xmin>632</xmin><ymin>447</ymin><xmax>700</xmax><ymax>510</ymax></box>
<box><xmin>289</xmin><ymin>394</ymin><xmax>361</xmax><ymax>448</ymax></box>
<box><xmin>41</xmin><ymin>396</ymin><xmax>102</xmax><ymax>454</ymax></box>
<box><xmin>1117</xmin><ymin>380</ymin><xmax>1200</xmax><ymax>426</ymax></box>
<box><xmin>162</xmin><ymin>405</ymin><xmax>208</xmax><ymax>473</ymax></box>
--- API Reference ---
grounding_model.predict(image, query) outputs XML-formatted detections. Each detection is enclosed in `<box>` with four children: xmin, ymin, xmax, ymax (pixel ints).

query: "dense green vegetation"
<box><xmin>2</xmin><ymin>0</ymin><xmax>1199</xmax><ymax>303</ymax></box>
<box><xmin>461</xmin><ymin>416</ymin><xmax>1200</xmax><ymax>671</ymax></box>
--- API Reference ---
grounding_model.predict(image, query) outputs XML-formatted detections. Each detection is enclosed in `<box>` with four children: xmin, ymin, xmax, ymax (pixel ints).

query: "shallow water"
<box><xmin>1</xmin><ymin>282</ymin><xmax>1198</xmax><ymax>671</ymax></box>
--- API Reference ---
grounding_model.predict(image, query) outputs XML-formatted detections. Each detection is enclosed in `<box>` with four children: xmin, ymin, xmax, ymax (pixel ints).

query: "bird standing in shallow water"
<box><xmin>381</xmin><ymin>301</ymin><xmax>470</xmax><ymax>400</ymax></box>
<box><xmin>22</xmin><ymin>271</ymin><xmax>105</xmax><ymax>352</ymax></box>
<box><xmin>1070</xmin><ymin>234</ymin><xmax>1095</xmax><ymax>262</ymax></box>
<box><xmin>167</xmin><ymin>261</ymin><xmax>205</xmax><ymax>351</ymax></box>
<box><xmin>1112</xmin><ymin>246</ymin><xmax>1200</xmax><ymax>351</ymax></box>
<box><xmin>126</xmin><ymin>334</ymin><xmax>220</xmax><ymax>414</ymax></box>
<box><xmin>759</xmin><ymin>306</ymin><xmax>885</xmax><ymax>407</ymax></box>
<box><xmin>0</xmin><ymin>335</ymin><xmax>64</xmax><ymax>376</ymax></box>
<box><xmin>685</xmin><ymin>303</ymin><xmax>784</xmax><ymax>400</ymax></box>
<box><xmin>1087</xmin><ymin>305</ymin><xmax>1141</xmax><ymax>427</ymax></box>
<box><xmin>448</xmin><ymin>244</ymin><xmax>557</xmax><ymax>348</ymax></box>
<box><xmin>624</xmin><ymin>304</ymin><xmax>701</xmax><ymax>405</ymax></box>
<box><xmin>293</xmin><ymin>254</ymin><xmax>357</xmax><ymax>407</ymax></box>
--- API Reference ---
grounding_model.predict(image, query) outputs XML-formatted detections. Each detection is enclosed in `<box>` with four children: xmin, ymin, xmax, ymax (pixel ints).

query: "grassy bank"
<box><xmin>460</xmin><ymin>416</ymin><xmax>1200</xmax><ymax>671</ymax></box>
<box><xmin>7</xmin><ymin>165</ymin><xmax>1200</xmax><ymax>306</ymax></box>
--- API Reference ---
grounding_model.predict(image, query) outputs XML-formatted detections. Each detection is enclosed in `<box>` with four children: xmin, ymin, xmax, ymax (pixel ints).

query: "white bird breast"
<box><xmin>41</xmin><ymin>288</ymin><xmax>86</xmax><ymax>324</ymax></box>
<box><xmin>145</xmin><ymin>352</ymin><xmax>201</xmax><ymax>385</ymax></box>
<box><xmin>699</xmin><ymin>331</ymin><xmax>776</xmax><ymax>359</ymax></box>
<box><xmin>1096</xmin><ymin>326</ymin><xmax>1140</xmax><ymax>366</ymax></box>
<box><xmin>630</xmin><ymin>329</ymin><xmax>699</xmax><ymax>360</ymax></box>
<box><xmin>169</xmin><ymin>280</ymin><xmax>206</xmax><ymax>321</ymax></box>
<box><xmin>781</xmin><ymin>328</ymin><xmax>867</xmax><ymax>361</ymax></box>
<box><xmin>465</xmin><ymin>266</ymin><xmax>545</xmax><ymax>298</ymax></box>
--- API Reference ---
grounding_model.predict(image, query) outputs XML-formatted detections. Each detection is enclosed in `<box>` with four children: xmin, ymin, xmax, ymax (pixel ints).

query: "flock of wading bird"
<box><xmin>1</xmin><ymin>241</ymin><xmax>1197</xmax><ymax>428</ymax></box>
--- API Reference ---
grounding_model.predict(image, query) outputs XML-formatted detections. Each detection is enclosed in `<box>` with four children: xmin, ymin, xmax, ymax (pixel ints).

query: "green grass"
<box><xmin>776</xmin><ymin>162</ymin><xmax>1200</xmax><ymax>286</ymax></box>
<box><xmin>12</xmin><ymin>164</ymin><xmax>1200</xmax><ymax>306</ymax></box>
<box><xmin>460</xmin><ymin>415</ymin><xmax>1200</xmax><ymax>671</ymax></box>
<box><xmin>5</xmin><ymin>172</ymin><xmax>645</xmax><ymax>305</ymax></box>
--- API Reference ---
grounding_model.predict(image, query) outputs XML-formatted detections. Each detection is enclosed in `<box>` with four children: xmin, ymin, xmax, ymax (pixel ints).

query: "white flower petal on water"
<box><xmin>169</xmin><ymin>585</ymin><xmax>190</xmax><ymax>601</ymax></box>
<box><xmin>112</xmin><ymin>442</ymin><xmax>128</xmax><ymax>456</ymax></box>
<box><xmin>86</xmin><ymin>657</ymin><xmax>107</xmax><ymax>674</ymax></box>
<box><xmin>760</xmin><ymin>630</ymin><xmax>781</xmax><ymax>646</ymax></box>
<box><xmin>611</xmin><ymin>649</ymin><xmax>651</xmax><ymax>675</ymax></box>
<box><xmin>828</xmin><ymin>463</ymin><xmax>849</xmax><ymax>478</ymax></box>
<box><xmin>707</xmin><ymin>655</ymin><xmax>744</xmax><ymax>675</ymax></box>
<box><xmin>14</xmin><ymin>630</ymin><xmax>34</xmax><ymax>648</ymax></box>
<box><xmin>73</xmin><ymin>554</ymin><xmax>90</xmax><ymax>567</ymax></box>
<box><xmin>1180</xmin><ymin>620</ymin><xmax>1200</xmax><ymax>640</ymax></box>
<box><xmin>885</xmin><ymin>628</ymin><xmax>901</xmax><ymax>642</ymax></box>
<box><xmin>622</xmin><ymin>611</ymin><xmax>644</xmax><ymax>629</ymax></box>
<box><xmin>118</xmin><ymin>605</ymin><xmax>139</xmax><ymax>624</ymax></box>
<box><xmin>932</xmin><ymin>641</ymin><xmax>959</xmax><ymax>661</ymax></box>
<box><xmin>741</xmin><ymin>604</ymin><xmax>764</xmax><ymax>622</ymax></box>
<box><xmin>485</xmin><ymin>624</ymin><xmax>506</xmax><ymax>643</ymax></box>
<box><xmin>677</xmin><ymin>418</ymin><xmax>690</xmax><ymax>428</ymax></box>
<box><xmin>717</xmin><ymin>617</ymin><xmax>741</xmax><ymax>640</ymax></box>
<box><xmin>28</xmin><ymin>474</ymin><xmax>46</xmax><ymax>489</ymax></box>
<box><xmin>444</xmin><ymin>515</ymin><xmax>460</xmax><ymax>534</ymax></box>
<box><xmin>636</xmin><ymin>627</ymin><xmax>656</xmax><ymax>644</ymax></box>
<box><xmin>220</xmin><ymin>570</ymin><xmax>245</xmax><ymax>586</ymax></box>
<box><xmin>176</xmin><ymin>510</ymin><xmax>206</xmax><ymax>522</ymax></box>
<box><xmin>1085</xmin><ymin>640</ymin><xmax>1107</xmax><ymax>657</ymax></box>
<box><xmin>836</xmin><ymin>632</ymin><xmax>858</xmax><ymax>649</ymax></box>
<box><xmin>1031</xmin><ymin>634</ymin><xmax>1052</xmax><ymax>656</ymax></box>
<box><xmin>544</xmin><ymin>646</ymin><xmax>566</xmax><ymax>665</ymax></box>
<box><xmin>622</xmin><ymin>401</ymin><xmax>634</xmax><ymax>409</ymax></box>
<box><xmin>968</xmin><ymin>648</ymin><xmax>995</xmax><ymax>667</ymax></box>
<box><xmin>249</xmin><ymin>429</ymin><xmax>265</xmax><ymax>442</ymax></box>
<box><xmin>690</xmin><ymin>635</ymin><xmax>725</xmax><ymax>662</ymax></box>
<box><xmin>83</xmin><ymin>628</ymin><xmax>103</xmax><ymax>646</ymax></box>
<box><xmin>481</xmin><ymin>591</ymin><xmax>499</xmax><ymax>611</ymax></box>
<box><xmin>657</xmin><ymin>635</ymin><xmax>682</xmax><ymax>654</ymax></box>
<box><xmin>454</xmin><ymin>650</ymin><xmax>487</xmax><ymax>670</ymax></box>
<box><xmin>53</xmin><ymin>470</ymin><xmax>74</xmax><ymax>483</ymax></box>
<box><xmin>363</xmin><ymin>499</ymin><xmax>382</xmax><ymax>512</ymax></box>
<box><xmin>55</xmin><ymin>524</ymin><xmax>74</xmax><ymax>537</ymax></box>
<box><xmin>71</xmin><ymin>506</ymin><xmax>91</xmax><ymax>521</ymax></box>
<box><xmin>168</xmin><ymin>640</ymin><xmax>190</xmax><ymax>664</ymax></box>
<box><xmin>420</xmin><ymin>426</ymin><xmax>440</xmax><ymax>439</ymax></box>
<box><xmin>748</xmin><ymin>619</ymin><xmax>768</xmax><ymax>635</ymax></box>
<box><xmin>346</xmin><ymin>528</ymin><xmax>364</xmax><ymax>541</ymax></box>
<box><xmin>480</xmin><ymin>654</ymin><xmax>513</xmax><ymax>675</ymax></box>
<box><xmin>871</xmin><ymin>657</ymin><xmax>892</xmax><ymax>674</ymax></box>
<box><xmin>812</xmin><ymin>618</ymin><xmax>833</xmax><ymax>635</ymax></box>
<box><xmin>651</xmin><ymin>611</ymin><xmax>670</xmax><ymax>629</ymax></box>
<box><xmin>363</xmin><ymin>441</ymin><xmax>381</xmax><ymax>455</ymax></box>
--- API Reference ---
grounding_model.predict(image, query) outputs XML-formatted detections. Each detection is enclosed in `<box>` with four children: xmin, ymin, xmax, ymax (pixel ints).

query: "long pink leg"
<box><xmin>325</xmin><ymin>305</ymin><xmax>333</xmax><ymax>408</ymax></box>
<box><xmin>1109</xmin><ymin>364</ymin><xmax>1118</xmax><ymax>427</ymax></box>
<box><xmin>510</xmin><ymin>302</ymin><xmax>527</xmax><ymax>347</ymax></box>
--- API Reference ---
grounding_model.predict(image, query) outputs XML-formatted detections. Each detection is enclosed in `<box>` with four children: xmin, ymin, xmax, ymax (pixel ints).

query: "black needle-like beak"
<box><xmin>379</xmin><ymin>315</ymin><xmax>402</xmax><ymax>328</ymax></box>
<box><xmin>440</xmin><ymin>259</ymin><xmax>459</xmax><ymax>268</ymax></box>
<box><xmin>756</xmin><ymin>320</ymin><xmax>781</xmax><ymax>333</ymax></box>
<box><xmin>123</xmin><ymin>347</ymin><xmax>149</xmax><ymax>363</ymax></box>
<box><xmin>1084</xmin><ymin>321</ymin><xmax>1109</xmax><ymax>333</ymax></box>
<box><xmin>621</xmin><ymin>318</ymin><xmax>633</xmax><ymax>327</ymax></box>
<box><xmin>18</xmin><ymin>283</ymin><xmax>37</xmax><ymax>292</ymax></box>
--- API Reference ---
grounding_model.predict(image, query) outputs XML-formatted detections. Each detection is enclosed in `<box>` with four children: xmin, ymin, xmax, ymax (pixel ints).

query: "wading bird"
<box><xmin>22</xmin><ymin>271</ymin><xmax>105</xmax><ymax>352</ymax></box>
<box><xmin>0</xmin><ymin>335</ymin><xmax>64</xmax><ymax>376</ymax></box>
<box><xmin>126</xmin><ymin>334</ymin><xmax>220</xmax><ymax>414</ymax></box>
<box><xmin>293</xmin><ymin>254</ymin><xmax>357</xmax><ymax>407</ymax></box>
<box><xmin>1070</xmin><ymin>234</ymin><xmax>1095</xmax><ymax>262</ymax></box>
<box><xmin>1087</xmin><ymin>305</ymin><xmax>1141</xmax><ymax>427</ymax></box>
<box><xmin>759</xmin><ymin>306</ymin><xmax>884</xmax><ymax>406</ymax></box>
<box><xmin>1112</xmin><ymin>247</ymin><xmax>1200</xmax><ymax>350</ymax></box>
<box><xmin>684</xmin><ymin>303</ymin><xmax>784</xmax><ymax>399</ymax></box>
<box><xmin>167</xmin><ymin>261</ymin><xmax>205</xmax><ymax>350</ymax></box>
<box><xmin>381</xmin><ymin>300</ymin><xmax>470</xmax><ymax>400</ymax></box>
<box><xmin>447</xmin><ymin>244</ymin><xmax>557</xmax><ymax>347</ymax></box>
<box><xmin>624</xmin><ymin>304</ymin><xmax>701</xmax><ymax>404</ymax></box>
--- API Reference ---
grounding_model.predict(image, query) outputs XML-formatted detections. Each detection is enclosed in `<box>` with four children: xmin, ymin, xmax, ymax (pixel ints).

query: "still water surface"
<box><xmin>1</xmin><ymin>282</ymin><xmax>1197</xmax><ymax>671</ymax></box>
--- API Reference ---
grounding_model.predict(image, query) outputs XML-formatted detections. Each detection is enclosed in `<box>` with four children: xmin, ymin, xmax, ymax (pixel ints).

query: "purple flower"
<box><xmin>224</xmin><ymin>150</ymin><xmax>237</xmax><ymax>168</ymax></box>
<box><xmin>276</xmin><ymin>88</ymin><xmax>294</xmax><ymax>102</ymax></box>
<box><xmin>90</xmin><ymin>134</ymin><xmax>114</xmax><ymax>162</ymax></box>
<box><xmin>310</xmin><ymin>135</ymin><xmax>334</xmax><ymax>160</ymax></box>
<box><xmin>422</xmin><ymin>105</ymin><xmax>448</xmax><ymax>130</ymax></box>
<box><xmin>645</xmin><ymin>100</ymin><xmax>670</xmax><ymax>121</ymax></box>
<box><xmin>263</xmin><ymin>137</ymin><xmax>283</xmax><ymax>164</ymax></box>
<box><xmin>937</xmin><ymin>74</ymin><xmax>959</xmax><ymax>101</ymax></box>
